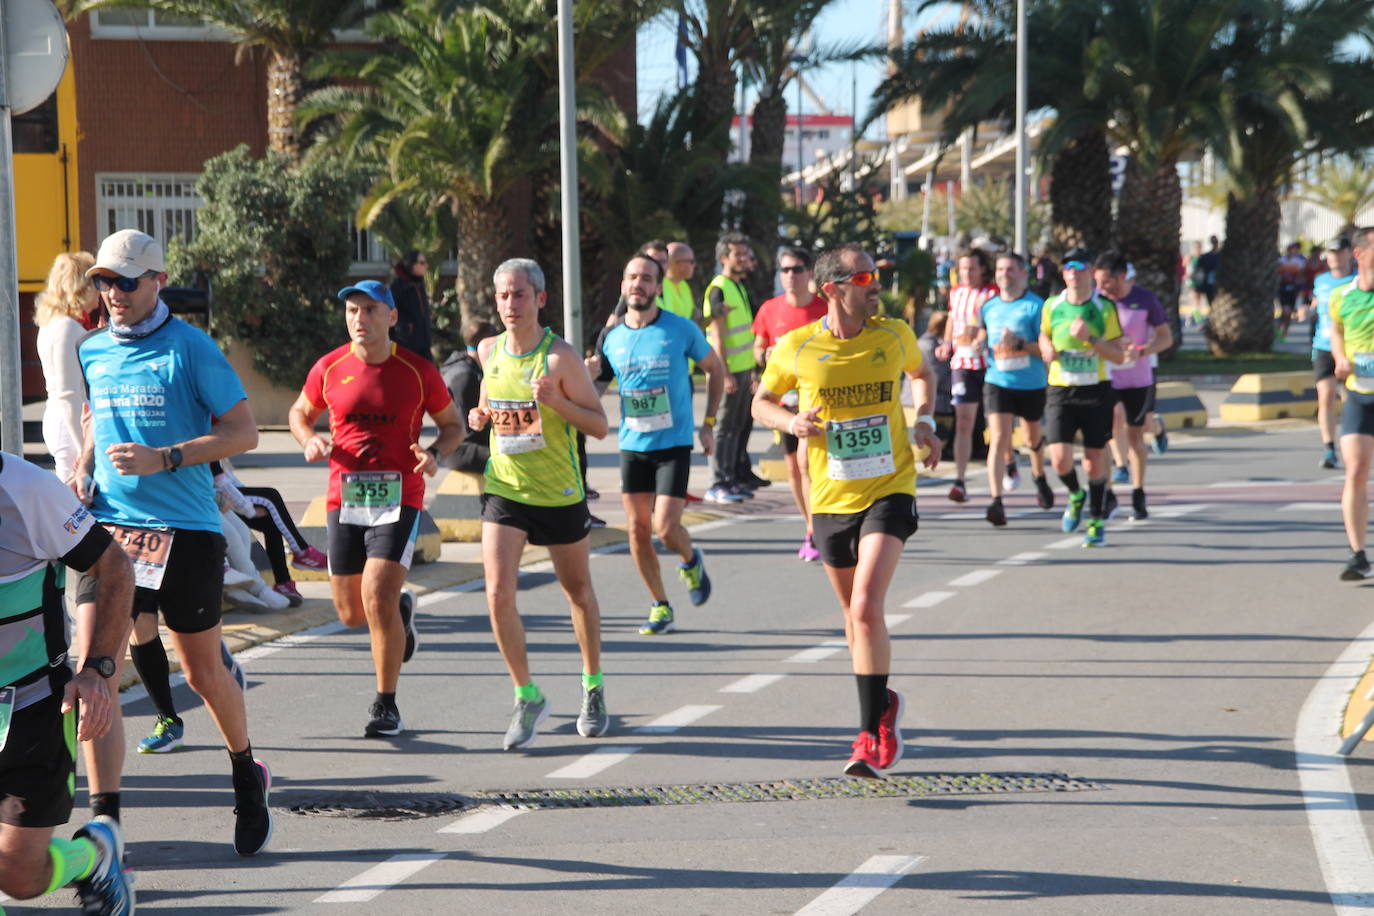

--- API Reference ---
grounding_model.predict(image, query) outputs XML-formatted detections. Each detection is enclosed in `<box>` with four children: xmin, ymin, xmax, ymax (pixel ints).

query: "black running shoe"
<box><xmin>399</xmin><ymin>588</ymin><xmax>419</xmax><ymax>663</ymax></box>
<box><xmin>1342</xmin><ymin>551</ymin><xmax>1374</xmax><ymax>581</ymax></box>
<box><xmin>985</xmin><ymin>500</ymin><xmax>1007</xmax><ymax>527</ymax></box>
<box><xmin>232</xmin><ymin>760</ymin><xmax>273</xmax><ymax>857</ymax></box>
<box><xmin>1033</xmin><ymin>475</ymin><xmax>1055</xmax><ymax>510</ymax></box>
<box><xmin>1132</xmin><ymin>489</ymin><xmax>1149</xmax><ymax>520</ymax></box>
<box><xmin>364</xmin><ymin>701</ymin><xmax>404</xmax><ymax>737</ymax></box>
<box><xmin>1102</xmin><ymin>489</ymin><xmax>1119</xmax><ymax>522</ymax></box>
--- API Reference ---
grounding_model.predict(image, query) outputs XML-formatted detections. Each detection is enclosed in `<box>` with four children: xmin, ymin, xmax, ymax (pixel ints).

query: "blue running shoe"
<box><xmin>679</xmin><ymin>547</ymin><xmax>711</xmax><ymax>605</ymax></box>
<box><xmin>1082</xmin><ymin>518</ymin><xmax>1106</xmax><ymax>547</ymax></box>
<box><xmin>73</xmin><ymin>816</ymin><xmax>134</xmax><ymax>915</ymax></box>
<box><xmin>1151</xmin><ymin>427</ymin><xmax>1169</xmax><ymax>454</ymax></box>
<box><xmin>138</xmin><ymin>715</ymin><xmax>184</xmax><ymax>754</ymax></box>
<box><xmin>704</xmin><ymin>485</ymin><xmax>743</xmax><ymax>504</ymax></box>
<box><xmin>1111</xmin><ymin>465</ymin><xmax>1129</xmax><ymax>484</ymax></box>
<box><xmin>639</xmin><ymin>602</ymin><xmax>675</xmax><ymax>635</ymax></box>
<box><xmin>1061</xmin><ymin>490</ymin><xmax>1086</xmax><ymax>533</ymax></box>
<box><xmin>221</xmin><ymin>639</ymin><xmax>246</xmax><ymax>692</ymax></box>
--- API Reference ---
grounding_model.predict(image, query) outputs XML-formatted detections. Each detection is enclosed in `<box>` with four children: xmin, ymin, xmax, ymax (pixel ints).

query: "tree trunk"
<box><xmin>741</xmin><ymin>84</ymin><xmax>788</xmax><ymax>306</ymax></box>
<box><xmin>1117</xmin><ymin>156</ymin><xmax>1183</xmax><ymax>357</ymax></box>
<box><xmin>267</xmin><ymin>49</ymin><xmax>303</xmax><ymax>160</ymax></box>
<box><xmin>686</xmin><ymin>59</ymin><xmax>738</xmax><ymax>259</ymax></box>
<box><xmin>454</xmin><ymin>196</ymin><xmax>506</xmax><ymax>331</ymax></box>
<box><xmin>1048</xmin><ymin>128</ymin><xmax>1112</xmax><ymax>258</ymax></box>
<box><xmin>1208</xmin><ymin>187</ymin><xmax>1280</xmax><ymax>353</ymax></box>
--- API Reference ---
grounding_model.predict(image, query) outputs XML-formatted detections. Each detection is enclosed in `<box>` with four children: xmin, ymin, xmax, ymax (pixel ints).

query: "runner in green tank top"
<box><xmin>1328</xmin><ymin>227</ymin><xmax>1374</xmax><ymax>580</ymax></box>
<box><xmin>466</xmin><ymin>258</ymin><xmax>612</xmax><ymax>749</ymax></box>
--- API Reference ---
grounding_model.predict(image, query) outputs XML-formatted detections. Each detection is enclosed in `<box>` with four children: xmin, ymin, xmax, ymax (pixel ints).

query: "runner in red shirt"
<box><xmin>289</xmin><ymin>280</ymin><xmax>462</xmax><ymax>738</ymax></box>
<box><xmin>937</xmin><ymin>249</ymin><xmax>999</xmax><ymax>502</ymax></box>
<box><xmin>752</xmin><ymin>247</ymin><xmax>830</xmax><ymax>561</ymax></box>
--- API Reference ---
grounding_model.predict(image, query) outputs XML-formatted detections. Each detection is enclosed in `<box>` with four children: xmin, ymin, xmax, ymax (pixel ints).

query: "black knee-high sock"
<box><xmin>856</xmin><ymin>674</ymin><xmax>890</xmax><ymax>734</ymax></box>
<box><xmin>1058</xmin><ymin>469</ymin><xmax>1081</xmax><ymax>495</ymax></box>
<box><xmin>130</xmin><ymin>637</ymin><xmax>178</xmax><ymax>722</ymax></box>
<box><xmin>1089</xmin><ymin>479</ymin><xmax>1106</xmax><ymax>518</ymax></box>
<box><xmin>90</xmin><ymin>791</ymin><xmax>120</xmax><ymax>823</ymax></box>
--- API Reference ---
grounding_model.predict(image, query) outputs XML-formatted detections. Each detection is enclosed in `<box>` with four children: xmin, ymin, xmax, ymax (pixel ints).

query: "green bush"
<box><xmin>166</xmin><ymin>145</ymin><xmax>371</xmax><ymax>390</ymax></box>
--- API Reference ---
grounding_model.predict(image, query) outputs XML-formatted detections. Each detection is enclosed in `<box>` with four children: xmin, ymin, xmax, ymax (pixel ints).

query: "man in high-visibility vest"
<box><xmin>703</xmin><ymin>232</ymin><xmax>763</xmax><ymax>503</ymax></box>
<box><xmin>662</xmin><ymin>242</ymin><xmax>698</xmax><ymax>323</ymax></box>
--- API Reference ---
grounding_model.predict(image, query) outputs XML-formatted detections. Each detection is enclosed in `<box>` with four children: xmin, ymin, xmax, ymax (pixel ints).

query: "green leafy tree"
<box><xmin>954</xmin><ymin>178</ymin><xmax>1049</xmax><ymax>248</ymax></box>
<box><xmin>1297</xmin><ymin>156</ymin><xmax>1374</xmax><ymax>236</ymax></box>
<box><xmin>165</xmin><ymin>145</ymin><xmax>369</xmax><ymax>388</ymax></box>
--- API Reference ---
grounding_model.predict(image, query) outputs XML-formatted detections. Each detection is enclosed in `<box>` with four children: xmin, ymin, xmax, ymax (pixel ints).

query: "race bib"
<box><xmin>954</xmin><ymin>345</ymin><xmax>980</xmax><ymax>361</ymax></box>
<box><xmin>339</xmin><ymin>471</ymin><xmax>403</xmax><ymax>527</ymax></box>
<box><xmin>621</xmin><ymin>386</ymin><xmax>672</xmax><ymax>432</ymax></box>
<box><xmin>103</xmin><ymin>524</ymin><xmax>174</xmax><ymax>590</ymax></box>
<box><xmin>826</xmin><ymin>414</ymin><xmax>895</xmax><ymax>480</ymax></box>
<box><xmin>992</xmin><ymin>343</ymin><xmax>1029</xmax><ymax>372</ymax></box>
<box><xmin>1059</xmin><ymin>349</ymin><xmax>1100</xmax><ymax>385</ymax></box>
<box><xmin>490</xmin><ymin>398</ymin><xmax>546</xmax><ymax>454</ymax></box>
<box><xmin>1354</xmin><ymin>352</ymin><xmax>1374</xmax><ymax>391</ymax></box>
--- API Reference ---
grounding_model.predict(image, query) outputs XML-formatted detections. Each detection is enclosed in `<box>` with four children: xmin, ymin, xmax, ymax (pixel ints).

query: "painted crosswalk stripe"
<box><xmin>1278</xmin><ymin>502</ymin><xmax>1339</xmax><ymax>512</ymax></box>
<box><xmin>793</xmin><ymin>854</ymin><xmax>928</xmax><ymax>915</ymax></box>
<box><xmin>903</xmin><ymin>591</ymin><xmax>954</xmax><ymax>608</ymax></box>
<box><xmin>720</xmin><ymin>673</ymin><xmax>788</xmax><ymax>694</ymax></box>
<box><xmin>438</xmin><ymin>807</ymin><xmax>526</xmax><ymax>835</ymax></box>
<box><xmin>635</xmin><ymin>705</ymin><xmax>721</xmax><ymax>734</ymax></box>
<box><xmin>1045</xmin><ymin>536</ymin><xmax>1081</xmax><ymax>550</ymax></box>
<box><xmin>316</xmin><ymin>853</ymin><xmax>447</xmax><ymax>903</ymax></box>
<box><xmin>998</xmin><ymin>551</ymin><xmax>1047</xmax><ymax>566</ymax></box>
<box><xmin>546</xmin><ymin>747</ymin><xmax>643</xmax><ymax>779</ymax></box>
<box><xmin>786</xmin><ymin>640</ymin><xmax>848</xmax><ymax>663</ymax></box>
<box><xmin>948</xmin><ymin>569</ymin><xmax>1000</xmax><ymax>587</ymax></box>
<box><xmin>885</xmin><ymin>613</ymin><xmax>911</xmax><ymax>628</ymax></box>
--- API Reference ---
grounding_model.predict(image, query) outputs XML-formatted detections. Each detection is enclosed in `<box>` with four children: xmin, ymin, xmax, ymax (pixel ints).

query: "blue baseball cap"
<box><xmin>337</xmin><ymin>279</ymin><xmax>395</xmax><ymax>309</ymax></box>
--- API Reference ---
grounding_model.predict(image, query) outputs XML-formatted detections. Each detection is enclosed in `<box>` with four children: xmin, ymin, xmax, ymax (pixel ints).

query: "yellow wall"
<box><xmin>16</xmin><ymin>66</ymin><xmax>80</xmax><ymax>291</ymax></box>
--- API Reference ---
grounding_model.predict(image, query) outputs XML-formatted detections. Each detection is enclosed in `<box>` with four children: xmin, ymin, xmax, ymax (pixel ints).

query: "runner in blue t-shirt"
<box><xmin>595</xmin><ymin>254</ymin><xmax>726</xmax><ymax>634</ymax></box>
<box><xmin>980</xmin><ymin>253</ymin><xmax>1053</xmax><ymax>526</ymax></box>
<box><xmin>1313</xmin><ymin>235</ymin><xmax>1356</xmax><ymax>468</ymax></box>
<box><xmin>73</xmin><ymin>229</ymin><xmax>272</xmax><ymax>857</ymax></box>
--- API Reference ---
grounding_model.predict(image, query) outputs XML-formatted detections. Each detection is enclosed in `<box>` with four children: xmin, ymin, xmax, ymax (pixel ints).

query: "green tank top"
<box><xmin>482</xmin><ymin>329</ymin><xmax>584</xmax><ymax>507</ymax></box>
<box><xmin>704</xmin><ymin>274</ymin><xmax>755</xmax><ymax>372</ymax></box>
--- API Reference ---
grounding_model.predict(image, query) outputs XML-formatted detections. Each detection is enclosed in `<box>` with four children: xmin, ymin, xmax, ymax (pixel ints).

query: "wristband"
<box><xmin>1087</xmin><ymin>334</ymin><xmax>1099</xmax><ymax>344</ymax></box>
<box><xmin>916</xmin><ymin>415</ymin><xmax>936</xmax><ymax>430</ymax></box>
<box><xmin>702</xmin><ymin>416</ymin><xmax>717</xmax><ymax>427</ymax></box>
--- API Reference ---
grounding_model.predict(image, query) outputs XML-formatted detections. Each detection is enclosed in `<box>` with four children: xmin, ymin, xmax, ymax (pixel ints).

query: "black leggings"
<box><xmin>240</xmin><ymin>486</ymin><xmax>307</xmax><ymax>584</ymax></box>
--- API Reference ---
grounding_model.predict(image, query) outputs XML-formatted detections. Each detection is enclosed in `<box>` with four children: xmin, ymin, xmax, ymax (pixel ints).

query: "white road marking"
<box><xmin>786</xmin><ymin>640</ymin><xmax>849</xmax><ymax>663</ymax></box>
<box><xmin>793</xmin><ymin>854</ymin><xmax>928</xmax><ymax>915</ymax></box>
<box><xmin>998</xmin><ymin>551</ymin><xmax>1047</xmax><ymax>565</ymax></box>
<box><xmin>1296</xmin><ymin>617</ymin><xmax>1374</xmax><ymax>912</ymax></box>
<box><xmin>1208</xmin><ymin>479</ymin><xmax>1300</xmax><ymax>488</ymax></box>
<box><xmin>438</xmin><ymin>806</ymin><xmax>526</xmax><ymax>835</ymax></box>
<box><xmin>316</xmin><ymin>853</ymin><xmax>447</xmax><ymax>903</ymax></box>
<box><xmin>546</xmin><ymin>747</ymin><xmax>643</xmax><ymax>779</ymax></box>
<box><xmin>1150</xmin><ymin>504</ymin><xmax>1209</xmax><ymax>518</ymax></box>
<box><xmin>720</xmin><ymin>673</ymin><xmax>788</xmax><ymax>693</ymax></box>
<box><xmin>885</xmin><ymin>613</ymin><xmax>911</xmax><ymax>628</ymax></box>
<box><xmin>903</xmin><ymin>591</ymin><xmax>954</xmax><ymax>608</ymax></box>
<box><xmin>1279</xmin><ymin>502</ymin><xmax>1340</xmax><ymax>512</ymax></box>
<box><xmin>635</xmin><ymin>704</ymin><xmax>721</xmax><ymax>733</ymax></box>
<box><xmin>1045</xmin><ymin>536</ymin><xmax>1081</xmax><ymax>550</ymax></box>
<box><xmin>948</xmin><ymin>569</ymin><xmax>1001</xmax><ymax>587</ymax></box>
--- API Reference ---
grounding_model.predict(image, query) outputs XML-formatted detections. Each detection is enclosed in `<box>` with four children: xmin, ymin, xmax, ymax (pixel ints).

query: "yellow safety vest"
<box><xmin>704</xmin><ymin>274</ymin><xmax>754</xmax><ymax>373</ymax></box>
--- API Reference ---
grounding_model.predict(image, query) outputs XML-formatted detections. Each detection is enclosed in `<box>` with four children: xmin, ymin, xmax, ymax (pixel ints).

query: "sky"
<box><xmin>635</xmin><ymin>0</ymin><xmax>953</xmax><ymax>142</ymax></box>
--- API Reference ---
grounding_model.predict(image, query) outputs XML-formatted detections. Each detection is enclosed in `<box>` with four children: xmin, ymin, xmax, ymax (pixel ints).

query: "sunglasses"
<box><xmin>1063</xmin><ymin>260</ymin><xmax>1088</xmax><ymax>271</ymax></box>
<box><xmin>779</xmin><ymin>265</ymin><xmax>810</xmax><ymax>274</ymax></box>
<box><xmin>837</xmin><ymin>270</ymin><xmax>878</xmax><ymax>287</ymax></box>
<box><xmin>92</xmin><ymin>270</ymin><xmax>157</xmax><ymax>292</ymax></box>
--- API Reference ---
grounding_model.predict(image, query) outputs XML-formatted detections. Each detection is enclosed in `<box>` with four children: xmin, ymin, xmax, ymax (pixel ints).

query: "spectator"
<box><xmin>440</xmin><ymin>319</ymin><xmax>499</xmax><ymax>472</ymax></box>
<box><xmin>918</xmin><ymin>310</ymin><xmax>954</xmax><ymax>416</ymax></box>
<box><xmin>390</xmin><ymin>249</ymin><xmax>434</xmax><ymax>361</ymax></box>
<box><xmin>34</xmin><ymin>252</ymin><xmax>100</xmax><ymax>482</ymax></box>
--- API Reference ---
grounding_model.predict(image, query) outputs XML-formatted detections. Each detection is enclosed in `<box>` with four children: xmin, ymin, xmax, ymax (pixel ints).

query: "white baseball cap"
<box><xmin>88</xmin><ymin>229</ymin><xmax>165</xmax><ymax>278</ymax></box>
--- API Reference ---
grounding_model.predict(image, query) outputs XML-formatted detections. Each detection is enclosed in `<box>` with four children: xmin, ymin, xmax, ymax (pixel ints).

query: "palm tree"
<box><xmin>1297</xmin><ymin>156</ymin><xmax>1374</xmax><ymax>234</ymax></box>
<box><xmin>68</xmin><ymin>0</ymin><xmax>388</xmax><ymax>158</ymax></box>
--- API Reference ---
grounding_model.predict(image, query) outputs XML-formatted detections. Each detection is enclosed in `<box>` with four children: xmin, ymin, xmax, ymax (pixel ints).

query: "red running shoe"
<box><xmin>947</xmin><ymin>481</ymin><xmax>968</xmax><ymax>503</ymax></box>
<box><xmin>843</xmin><ymin>731</ymin><xmax>884</xmax><ymax>779</ymax></box>
<box><xmin>291</xmin><ymin>545</ymin><xmax>328</xmax><ymax>571</ymax></box>
<box><xmin>875</xmin><ymin>689</ymin><xmax>905</xmax><ymax>771</ymax></box>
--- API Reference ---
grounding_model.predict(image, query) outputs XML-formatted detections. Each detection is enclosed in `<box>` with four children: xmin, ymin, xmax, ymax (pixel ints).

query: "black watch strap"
<box><xmin>83</xmin><ymin>656</ymin><xmax>116</xmax><ymax>679</ymax></box>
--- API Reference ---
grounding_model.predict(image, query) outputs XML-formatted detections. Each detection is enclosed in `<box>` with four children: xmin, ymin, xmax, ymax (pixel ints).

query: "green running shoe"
<box><xmin>138</xmin><ymin>715</ymin><xmax>184</xmax><ymax>754</ymax></box>
<box><xmin>1082</xmin><ymin>518</ymin><xmax>1106</xmax><ymax>547</ymax></box>
<box><xmin>639</xmin><ymin>602</ymin><xmax>675</xmax><ymax>635</ymax></box>
<box><xmin>678</xmin><ymin>547</ymin><xmax>711</xmax><ymax>605</ymax></box>
<box><xmin>1061</xmin><ymin>490</ymin><xmax>1086</xmax><ymax>533</ymax></box>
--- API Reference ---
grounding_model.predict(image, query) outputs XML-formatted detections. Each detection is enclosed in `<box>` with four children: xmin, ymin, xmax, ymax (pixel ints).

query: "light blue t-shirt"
<box><xmin>601</xmin><ymin>310</ymin><xmax>712</xmax><ymax>452</ymax></box>
<box><xmin>1313</xmin><ymin>270</ymin><xmax>1355</xmax><ymax>354</ymax></box>
<box><xmin>79</xmin><ymin>316</ymin><xmax>247</xmax><ymax>531</ymax></box>
<box><xmin>981</xmin><ymin>291</ymin><xmax>1048</xmax><ymax>390</ymax></box>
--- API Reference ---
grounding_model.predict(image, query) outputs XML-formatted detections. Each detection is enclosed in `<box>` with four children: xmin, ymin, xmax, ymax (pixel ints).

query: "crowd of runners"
<box><xmin>6</xmin><ymin>220</ymin><xmax>1374</xmax><ymax>913</ymax></box>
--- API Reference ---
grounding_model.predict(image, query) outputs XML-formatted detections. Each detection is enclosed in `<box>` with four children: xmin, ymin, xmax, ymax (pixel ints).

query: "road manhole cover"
<box><xmin>471</xmin><ymin>772</ymin><xmax>1101</xmax><ymax>810</ymax></box>
<box><xmin>284</xmin><ymin>791</ymin><xmax>468</xmax><ymax>820</ymax></box>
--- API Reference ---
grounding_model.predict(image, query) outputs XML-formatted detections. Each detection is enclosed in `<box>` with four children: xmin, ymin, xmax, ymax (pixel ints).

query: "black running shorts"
<box><xmin>951</xmin><ymin>367</ymin><xmax>985</xmax><ymax>406</ymax></box>
<box><xmin>1044</xmin><ymin>383</ymin><xmax>1115</xmax><ymax>449</ymax></box>
<box><xmin>1341</xmin><ymin>389</ymin><xmax>1374</xmax><ymax>438</ymax></box>
<box><xmin>620</xmin><ymin>446</ymin><xmax>692</xmax><ymax>498</ymax></box>
<box><xmin>0</xmin><ymin>694</ymin><xmax>76</xmax><ymax>828</ymax></box>
<box><xmin>327</xmin><ymin>505</ymin><xmax>421</xmax><ymax>576</ymax></box>
<box><xmin>811</xmin><ymin>492</ymin><xmax>919</xmax><ymax>570</ymax></box>
<box><xmin>481</xmin><ymin>493</ymin><xmax>591</xmax><ymax>546</ymax></box>
<box><xmin>73</xmin><ymin>527</ymin><xmax>225</xmax><ymax>634</ymax></box>
<box><xmin>1114</xmin><ymin>384</ymin><xmax>1156</xmax><ymax>427</ymax></box>
<box><xmin>1314</xmin><ymin>349</ymin><xmax>1337</xmax><ymax>383</ymax></box>
<box><xmin>984</xmin><ymin>383</ymin><xmax>1046</xmax><ymax>422</ymax></box>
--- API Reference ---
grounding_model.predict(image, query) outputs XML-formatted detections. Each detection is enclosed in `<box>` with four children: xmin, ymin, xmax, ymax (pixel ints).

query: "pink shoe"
<box><xmin>291</xmin><ymin>546</ymin><xmax>328</xmax><ymax>571</ymax></box>
<box><xmin>798</xmin><ymin>535</ymin><xmax>820</xmax><ymax>563</ymax></box>
<box><xmin>273</xmin><ymin>581</ymin><xmax>304</xmax><ymax>608</ymax></box>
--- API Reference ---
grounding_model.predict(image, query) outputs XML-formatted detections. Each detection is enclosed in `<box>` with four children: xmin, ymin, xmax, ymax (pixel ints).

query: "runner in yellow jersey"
<box><xmin>466</xmin><ymin>259</ymin><xmax>612</xmax><ymax>749</ymax></box>
<box><xmin>1328</xmin><ymin>227</ymin><xmax>1374</xmax><ymax>580</ymax></box>
<box><xmin>753</xmin><ymin>243</ymin><xmax>941</xmax><ymax>779</ymax></box>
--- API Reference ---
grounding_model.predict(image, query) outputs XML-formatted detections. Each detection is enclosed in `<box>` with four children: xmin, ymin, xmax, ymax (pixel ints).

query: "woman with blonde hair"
<box><xmin>35</xmin><ymin>251</ymin><xmax>99</xmax><ymax>481</ymax></box>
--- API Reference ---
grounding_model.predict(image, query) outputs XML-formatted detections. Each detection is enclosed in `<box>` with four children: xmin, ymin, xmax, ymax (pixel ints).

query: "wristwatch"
<box><xmin>83</xmin><ymin>656</ymin><xmax>116</xmax><ymax>679</ymax></box>
<box><xmin>702</xmin><ymin>416</ymin><xmax>717</xmax><ymax>427</ymax></box>
<box><xmin>167</xmin><ymin>446</ymin><xmax>184</xmax><ymax>473</ymax></box>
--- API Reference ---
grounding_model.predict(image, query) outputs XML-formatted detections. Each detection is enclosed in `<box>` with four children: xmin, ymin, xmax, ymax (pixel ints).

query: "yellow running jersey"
<box><xmin>760</xmin><ymin>316</ymin><xmax>923</xmax><ymax>515</ymax></box>
<box><xmin>1332</xmin><ymin>283</ymin><xmax>1374</xmax><ymax>394</ymax></box>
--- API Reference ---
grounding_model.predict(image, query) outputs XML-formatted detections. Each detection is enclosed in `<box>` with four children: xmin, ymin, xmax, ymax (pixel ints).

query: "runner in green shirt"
<box><xmin>1328</xmin><ymin>227</ymin><xmax>1374</xmax><ymax>580</ymax></box>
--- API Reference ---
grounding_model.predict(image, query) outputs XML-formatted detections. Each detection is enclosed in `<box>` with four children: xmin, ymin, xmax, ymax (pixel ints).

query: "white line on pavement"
<box><xmin>1279</xmin><ymin>502</ymin><xmax>1340</xmax><ymax>512</ymax></box>
<box><xmin>947</xmin><ymin>569</ymin><xmax>1001</xmax><ymax>587</ymax></box>
<box><xmin>1150</xmin><ymin>504</ymin><xmax>1209</xmax><ymax>518</ymax></box>
<box><xmin>785</xmin><ymin>641</ymin><xmax>849</xmax><ymax>663</ymax></box>
<box><xmin>1045</xmin><ymin>536</ymin><xmax>1081</xmax><ymax>550</ymax></box>
<box><xmin>546</xmin><ymin>747</ymin><xmax>644</xmax><ymax>779</ymax></box>
<box><xmin>998</xmin><ymin>551</ymin><xmax>1048</xmax><ymax>566</ymax></box>
<box><xmin>720</xmin><ymin>673</ymin><xmax>788</xmax><ymax>694</ymax></box>
<box><xmin>315</xmin><ymin>853</ymin><xmax>448</xmax><ymax>903</ymax></box>
<box><xmin>438</xmin><ymin>806</ymin><xmax>526</xmax><ymax>835</ymax></box>
<box><xmin>903</xmin><ymin>591</ymin><xmax>954</xmax><ymax>608</ymax></box>
<box><xmin>793</xmin><ymin>854</ymin><xmax>928</xmax><ymax>915</ymax></box>
<box><xmin>1207</xmin><ymin>479</ymin><xmax>1301</xmax><ymax>488</ymax></box>
<box><xmin>1296</xmin><ymin>618</ymin><xmax>1374</xmax><ymax>912</ymax></box>
<box><xmin>885</xmin><ymin>613</ymin><xmax>911</xmax><ymax>628</ymax></box>
<box><xmin>635</xmin><ymin>705</ymin><xmax>721</xmax><ymax>733</ymax></box>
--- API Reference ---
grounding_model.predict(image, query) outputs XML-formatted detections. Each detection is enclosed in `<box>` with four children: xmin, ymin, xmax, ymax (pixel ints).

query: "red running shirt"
<box><xmin>753</xmin><ymin>294</ymin><xmax>829</xmax><ymax>350</ymax></box>
<box><xmin>947</xmin><ymin>284</ymin><xmax>998</xmax><ymax>370</ymax></box>
<box><xmin>303</xmin><ymin>342</ymin><xmax>452</xmax><ymax>510</ymax></box>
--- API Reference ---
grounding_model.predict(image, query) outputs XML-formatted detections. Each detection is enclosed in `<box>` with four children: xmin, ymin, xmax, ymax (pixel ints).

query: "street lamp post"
<box><xmin>1013</xmin><ymin>0</ymin><xmax>1028</xmax><ymax>255</ymax></box>
<box><xmin>556</xmin><ymin>0</ymin><xmax>582</xmax><ymax>353</ymax></box>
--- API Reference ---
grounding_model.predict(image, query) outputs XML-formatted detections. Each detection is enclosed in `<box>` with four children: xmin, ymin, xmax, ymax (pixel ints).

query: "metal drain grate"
<box><xmin>472</xmin><ymin>772</ymin><xmax>1101</xmax><ymax>810</ymax></box>
<box><xmin>286</xmin><ymin>791</ymin><xmax>468</xmax><ymax>820</ymax></box>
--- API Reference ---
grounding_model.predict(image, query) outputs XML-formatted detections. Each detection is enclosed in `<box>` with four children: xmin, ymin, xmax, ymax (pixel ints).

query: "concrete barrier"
<box><xmin>429</xmin><ymin>469</ymin><xmax>484</xmax><ymax>541</ymax></box>
<box><xmin>1219</xmin><ymin>371</ymin><xmax>1316</xmax><ymax>421</ymax></box>
<box><xmin>1155</xmin><ymin>380</ymin><xmax>1208</xmax><ymax>429</ymax></box>
<box><xmin>758</xmin><ymin>431</ymin><xmax>790</xmax><ymax>483</ymax></box>
<box><xmin>295</xmin><ymin>496</ymin><xmax>442</xmax><ymax>578</ymax></box>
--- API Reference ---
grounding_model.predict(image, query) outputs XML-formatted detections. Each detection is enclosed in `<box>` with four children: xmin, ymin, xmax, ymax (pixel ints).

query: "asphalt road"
<box><xmin>12</xmin><ymin>421</ymin><xmax>1374</xmax><ymax>914</ymax></box>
